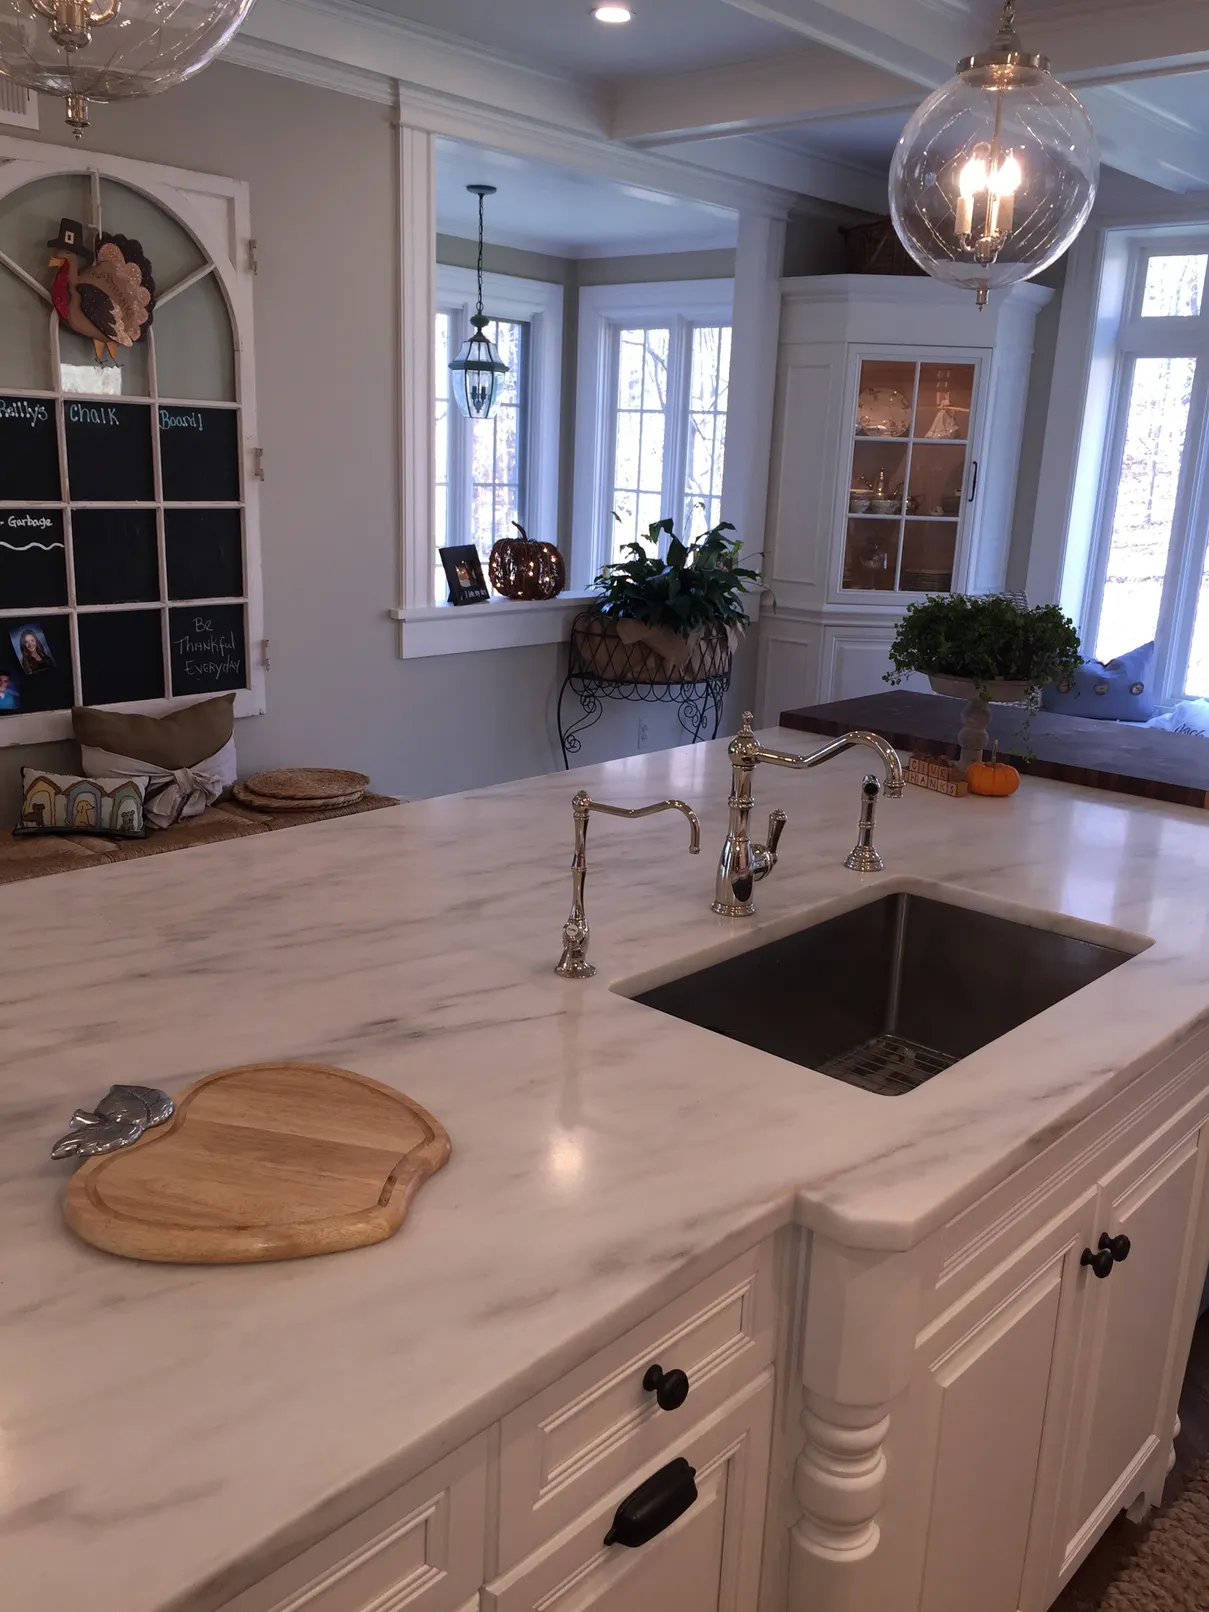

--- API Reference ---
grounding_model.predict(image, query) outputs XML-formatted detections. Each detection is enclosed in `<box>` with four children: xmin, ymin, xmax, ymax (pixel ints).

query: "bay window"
<box><xmin>1076</xmin><ymin>234</ymin><xmax>1209</xmax><ymax>700</ymax></box>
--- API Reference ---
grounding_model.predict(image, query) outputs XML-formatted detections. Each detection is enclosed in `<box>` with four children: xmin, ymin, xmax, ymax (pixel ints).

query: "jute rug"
<box><xmin>1056</xmin><ymin>1462</ymin><xmax>1209</xmax><ymax>1612</ymax></box>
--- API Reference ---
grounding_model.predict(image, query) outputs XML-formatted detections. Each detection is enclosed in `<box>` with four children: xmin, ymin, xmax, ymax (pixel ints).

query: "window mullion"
<box><xmin>598</xmin><ymin>324</ymin><xmax>622</xmax><ymax>571</ymax></box>
<box><xmin>664</xmin><ymin>320</ymin><xmax>690</xmax><ymax>542</ymax></box>
<box><xmin>1158</xmin><ymin>360</ymin><xmax>1209</xmax><ymax>698</ymax></box>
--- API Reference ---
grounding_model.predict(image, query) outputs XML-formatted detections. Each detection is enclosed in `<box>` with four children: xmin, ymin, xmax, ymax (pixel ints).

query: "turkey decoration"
<box><xmin>46</xmin><ymin>217</ymin><xmax>156</xmax><ymax>360</ymax></box>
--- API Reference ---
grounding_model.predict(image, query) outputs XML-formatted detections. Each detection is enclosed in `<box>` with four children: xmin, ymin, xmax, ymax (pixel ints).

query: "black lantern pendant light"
<box><xmin>449</xmin><ymin>183</ymin><xmax>509</xmax><ymax>420</ymax></box>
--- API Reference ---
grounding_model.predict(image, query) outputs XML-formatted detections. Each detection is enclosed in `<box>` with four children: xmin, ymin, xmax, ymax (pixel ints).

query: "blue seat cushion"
<box><xmin>1042</xmin><ymin>641</ymin><xmax>1156</xmax><ymax>721</ymax></box>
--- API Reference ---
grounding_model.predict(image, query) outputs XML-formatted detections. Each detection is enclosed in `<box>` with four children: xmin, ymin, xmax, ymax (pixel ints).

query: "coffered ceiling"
<box><xmin>286</xmin><ymin>0</ymin><xmax>1209</xmax><ymax>197</ymax></box>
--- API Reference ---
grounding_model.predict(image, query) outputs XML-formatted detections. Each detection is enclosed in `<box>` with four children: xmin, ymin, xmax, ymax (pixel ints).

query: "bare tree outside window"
<box><xmin>611</xmin><ymin>327</ymin><xmax>670</xmax><ymax>560</ymax></box>
<box><xmin>683</xmin><ymin>325</ymin><xmax>730</xmax><ymax>537</ymax></box>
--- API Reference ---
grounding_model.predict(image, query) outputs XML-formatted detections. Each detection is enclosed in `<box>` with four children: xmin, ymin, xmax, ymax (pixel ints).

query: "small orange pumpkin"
<box><xmin>967</xmin><ymin>747</ymin><xmax>1020</xmax><ymax>797</ymax></box>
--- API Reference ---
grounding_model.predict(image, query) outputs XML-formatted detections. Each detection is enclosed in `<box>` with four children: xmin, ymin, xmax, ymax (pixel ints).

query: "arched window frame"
<box><xmin>0</xmin><ymin>134</ymin><xmax>263</xmax><ymax>745</ymax></box>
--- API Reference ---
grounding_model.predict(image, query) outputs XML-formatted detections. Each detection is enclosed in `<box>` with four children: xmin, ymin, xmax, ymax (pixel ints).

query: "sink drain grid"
<box><xmin>819</xmin><ymin>1033</ymin><xmax>958</xmax><ymax>1097</ymax></box>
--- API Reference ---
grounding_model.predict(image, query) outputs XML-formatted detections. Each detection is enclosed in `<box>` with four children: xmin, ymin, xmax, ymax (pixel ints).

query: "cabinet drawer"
<box><xmin>486</xmin><ymin>1372</ymin><xmax>775</xmax><ymax>1612</ymax></box>
<box><xmin>220</xmin><ymin>1434</ymin><xmax>488</xmax><ymax>1612</ymax></box>
<box><xmin>497</xmin><ymin>1241</ymin><xmax>777</xmax><ymax>1571</ymax></box>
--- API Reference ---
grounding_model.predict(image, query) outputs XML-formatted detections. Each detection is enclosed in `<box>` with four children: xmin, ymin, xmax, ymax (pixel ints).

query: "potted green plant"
<box><xmin>885</xmin><ymin>593</ymin><xmax>1082</xmax><ymax>773</ymax></box>
<box><xmin>575</xmin><ymin>518</ymin><xmax>762</xmax><ymax>684</ymax></box>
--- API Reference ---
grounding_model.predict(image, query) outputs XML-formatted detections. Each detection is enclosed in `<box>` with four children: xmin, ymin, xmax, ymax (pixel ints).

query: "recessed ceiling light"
<box><xmin>593</xmin><ymin>4</ymin><xmax>632</xmax><ymax>23</ymax></box>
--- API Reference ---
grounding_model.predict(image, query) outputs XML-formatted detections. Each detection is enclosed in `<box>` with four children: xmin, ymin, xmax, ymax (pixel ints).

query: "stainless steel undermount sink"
<box><xmin>631</xmin><ymin>892</ymin><xmax>1139</xmax><ymax>1096</ymax></box>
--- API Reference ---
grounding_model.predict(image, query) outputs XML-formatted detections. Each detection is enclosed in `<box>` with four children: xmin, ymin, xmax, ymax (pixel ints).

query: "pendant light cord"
<box><xmin>476</xmin><ymin>189</ymin><xmax>485</xmax><ymax>322</ymax></box>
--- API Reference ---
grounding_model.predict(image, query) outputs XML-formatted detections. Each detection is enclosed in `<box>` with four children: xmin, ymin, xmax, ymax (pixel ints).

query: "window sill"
<box><xmin>390</xmin><ymin>593</ymin><xmax>594</xmax><ymax>659</ymax></box>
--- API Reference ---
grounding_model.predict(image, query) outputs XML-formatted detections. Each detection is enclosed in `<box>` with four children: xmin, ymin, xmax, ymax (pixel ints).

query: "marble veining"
<box><xmin>5</xmin><ymin>730</ymin><xmax>1209</xmax><ymax>1611</ymax></box>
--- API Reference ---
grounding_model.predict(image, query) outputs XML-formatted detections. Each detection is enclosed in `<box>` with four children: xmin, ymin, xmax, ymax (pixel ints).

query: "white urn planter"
<box><xmin>927</xmin><ymin>674</ymin><xmax>1033</xmax><ymax>778</ymax></box>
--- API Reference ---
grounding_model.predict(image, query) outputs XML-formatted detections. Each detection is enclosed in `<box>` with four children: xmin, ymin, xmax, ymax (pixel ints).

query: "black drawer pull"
<box><xmin>604</xmin><ymin>1457</ymin><xmax>698</xmax><ymax>1548</ymax></box>
<box><xmin>1082</xmin><ymin>1232</ymin><xmax>1131</xmax><ymax>1279</ymax></box>
<box><xmin>642</xmin><ymin>1363</ymin><xmax>690</xmax><ymax>1411</ymax></box>
<box><xmin>1081</xmin><ymin>1244</ymin><xmax>1114</xmax><ymax>1279</ymax></box>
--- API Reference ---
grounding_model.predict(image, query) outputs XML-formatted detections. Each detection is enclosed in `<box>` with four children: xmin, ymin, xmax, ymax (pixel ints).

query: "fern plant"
<box><xmin>590</xmin><ymin>519</ymin><xmax>762</xmax><ymax>637</ymax></box>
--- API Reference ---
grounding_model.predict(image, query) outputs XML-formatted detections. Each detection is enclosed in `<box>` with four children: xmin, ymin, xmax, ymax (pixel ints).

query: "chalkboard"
<box><xmin>0</xmin><ymin>613</ymin><xmax>74</xmax><ymax>714</ymax></box>
<box><xmin>65</xmin><ymin>401</ymin><xmax>154</xmax><ymax>502</ymax></box>
<box><xmin>169</xmin><ymin>604</ymin><xmax>246</xmax><ymax>695</ymax></box>
<box><xmin>165</xmin><ymin>508</ymin><xmax>244</xmax><ymax>600</ymax></box>
<box><xmin>159</xmin><ymin>407</ymin><xmax>240</xmax><ymax>502</ymax></box>
<box><xmin>78</xmin><ymin>609</ymin><xmax>165</xmax><ymax>707</ymax></box>
<box><xmin>73</xmin><ymin>510</ymin><xmax>159</xmax><ymax>606</ymax></box>
<box><xmin>0</xmin><ymin>396</ymin><xmax>60</xmax><ymax>501</ymax></box>
<box><xmin>0</xmin><ymin>511</ymin><xmax>67</xmax><ymax>608</ymax></box>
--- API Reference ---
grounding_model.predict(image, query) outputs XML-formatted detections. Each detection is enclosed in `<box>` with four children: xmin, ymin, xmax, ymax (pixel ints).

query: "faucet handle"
<box><xmin>765</xmin><ymin>808</ymin><xmax>786</xmax><ymax>859</ymax></box>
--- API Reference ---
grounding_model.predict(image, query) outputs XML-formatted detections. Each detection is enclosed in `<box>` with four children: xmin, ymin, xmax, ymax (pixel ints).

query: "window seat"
<box><xmin>0</xmin><ymin>792</ymin><xmax>401</xmax><ymax>885</ymax></box>
<box><xmin>779</xmin><ymin>690</ymin><xmax>1209</xmax><ymax>810</ymax></box>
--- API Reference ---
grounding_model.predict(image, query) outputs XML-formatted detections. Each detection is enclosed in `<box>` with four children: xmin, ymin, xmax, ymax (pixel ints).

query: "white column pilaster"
<box><xmin>397</xmin><ymin>113</ymin><xmax>436</xmax><ymax>624</ymax></box>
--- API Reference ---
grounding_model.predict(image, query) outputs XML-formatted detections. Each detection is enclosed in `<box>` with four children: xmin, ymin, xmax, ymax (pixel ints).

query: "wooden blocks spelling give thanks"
<box><xmin>906</xmin><ymin>754</ymin><xmax>968</xmax><ymax>798</ymax></box>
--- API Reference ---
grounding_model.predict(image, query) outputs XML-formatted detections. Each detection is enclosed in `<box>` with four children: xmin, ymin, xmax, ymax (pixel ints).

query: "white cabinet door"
<box><xmin>484</xmin><ymin>1374</ymin><xmax>773</xmax><ymax>1612</ymax></box>
<box><xmin>1059</xmin><ymin>1121</ymin><xmax>1208</xmax><ymax>1576</ymax></box>
<box><xmin>892</xmin><ymin>1194</ymin><xmax>1095</xmax><ymax>1612</ymax></box>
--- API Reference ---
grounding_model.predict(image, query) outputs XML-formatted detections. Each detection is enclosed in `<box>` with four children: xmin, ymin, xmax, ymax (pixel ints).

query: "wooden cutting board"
<box><xmin>63</xmin><ymin>1062</ymin><xmax>451</xmax><ymax>1264</ymax></box>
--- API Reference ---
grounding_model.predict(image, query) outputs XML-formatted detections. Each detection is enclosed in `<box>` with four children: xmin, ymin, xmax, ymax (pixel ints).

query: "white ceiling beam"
<box><xmin>1082</xmin><ymin>84</ymin><xmax>1209</xmax><ymax>193</ymax></box>
<box><xmin>718</xmin><ymin>0</ymin><xmax>959</xmax><ymax>86</ymax></box>
<box><xmin>1038</xmin><ymin>1</ymin><xmax>1209</xmax><ymax>84</ymax></box>
<box><xmin>719</xmin><ymin>0</ymin><xmax>1209</xmax><ymax>87</ymax></box>
<box><xmin>660</xmin><ymin>133</ymin><xmax>890</xmax><ymax>213</ymax></box>
<box><xmin>610</xmin><ymin>48</ymin><xmax>917</xmax><ymax>144</ymax></box>
<box><xmin>706</xmin><ymin>0</ymin><xmax>1209</xmax><ymax>192</ymax></box>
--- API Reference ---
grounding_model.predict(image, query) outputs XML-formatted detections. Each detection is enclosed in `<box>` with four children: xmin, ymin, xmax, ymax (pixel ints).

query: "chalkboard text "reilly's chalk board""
<box><xmin>68</xmin><ymin>402</ymin><xmax>126</xmax><ymax>426</ymax></box>
<box><xmin>159</xmin><ymin>409</ymin><xmax>206</xmax><ymax>431</ymax></box>
<box><xmin>0</xmin><ymin>398</ymin><xmax>50</xmax><ymax>426</ymax></box>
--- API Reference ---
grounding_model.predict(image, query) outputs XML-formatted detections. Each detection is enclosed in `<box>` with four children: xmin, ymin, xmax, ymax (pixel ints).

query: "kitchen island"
<box><xmin>4</xmin><ymin>729</ymin><xmax>1209</xmax><ymax>1612</ymax></box>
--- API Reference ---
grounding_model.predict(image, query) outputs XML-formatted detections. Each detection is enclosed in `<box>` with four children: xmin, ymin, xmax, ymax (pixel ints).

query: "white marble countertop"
<box><xmin>5</xmin><ymin>730</ymin><xmax>1209</xmax><ymax>1612</ymax></box>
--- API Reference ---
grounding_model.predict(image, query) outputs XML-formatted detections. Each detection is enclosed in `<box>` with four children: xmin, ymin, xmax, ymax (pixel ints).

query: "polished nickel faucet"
<box><xmin>556</xmin><ymin>790</ymin><xmax>701</xmax><ymax>978</ymax></box>
<box><xmin>712</xmin><ymin>714</ymin><xmax>905</xmax><ymax>917</ymax></box>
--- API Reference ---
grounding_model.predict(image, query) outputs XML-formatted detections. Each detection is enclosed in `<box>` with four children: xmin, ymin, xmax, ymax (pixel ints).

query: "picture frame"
<box><xmin>439</xmin><ymin>545</ymin><xmax>490</xmax><ymax>606</ymax></box>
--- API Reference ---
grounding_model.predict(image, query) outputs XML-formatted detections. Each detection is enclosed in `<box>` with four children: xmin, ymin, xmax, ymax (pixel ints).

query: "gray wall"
<box><xmin>0</xmin><ymin>72</ymin><xmax>761</xmax><ymax>818</ymax></box>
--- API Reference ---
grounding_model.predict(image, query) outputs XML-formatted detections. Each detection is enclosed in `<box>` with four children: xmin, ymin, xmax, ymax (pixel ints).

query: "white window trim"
<box><xmin>571</xmin><ymin>278</ymin><xmax>734</xmax><ymax>588</ymax></box>
<box><xmin>393</xmin><ymin>263</ymin><xmax>564</xmax><ymax>658</ymax></box>
<box><xmin>1035</xmin><ymin>220</ymin><xmax>1209</xmax><ymax>703</ymax></box>
<box><xmin>0</xmin><ymin>135</ymin><xmax>263</xmax><ymax>745</ymax></box>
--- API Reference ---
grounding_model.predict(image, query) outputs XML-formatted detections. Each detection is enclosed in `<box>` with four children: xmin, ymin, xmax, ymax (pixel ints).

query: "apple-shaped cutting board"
<box><xmin>63</xmin><ymin>1062</ymin><xmax>451</xmax><ymax>1263</ymax></box>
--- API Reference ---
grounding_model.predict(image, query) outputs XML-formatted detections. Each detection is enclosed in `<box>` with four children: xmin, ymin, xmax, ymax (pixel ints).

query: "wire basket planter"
<box><xmin>557</xmin><ymin>613</ymin><xmax>733</xmax><ymax>768</ymax></box>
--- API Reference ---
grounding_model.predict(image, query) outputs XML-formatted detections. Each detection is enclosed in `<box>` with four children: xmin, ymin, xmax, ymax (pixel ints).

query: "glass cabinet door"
<box><xmin>842</xmin><ymin>357</ymin><xmax>976</xmax><ymax>594</ymax></box>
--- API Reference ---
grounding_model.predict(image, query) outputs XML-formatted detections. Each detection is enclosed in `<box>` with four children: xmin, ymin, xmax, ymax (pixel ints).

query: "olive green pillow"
<box><xmin>72</xmin><ymin>694</ymin><xmax>236</xmax><ymax>771</ymax></box>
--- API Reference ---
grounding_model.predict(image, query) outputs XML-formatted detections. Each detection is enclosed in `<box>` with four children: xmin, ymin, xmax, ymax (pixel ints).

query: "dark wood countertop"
<box><xmin>780</xmin><ymin>691</ymin><xmax>1209</xmax><ymax>810</ymax></box>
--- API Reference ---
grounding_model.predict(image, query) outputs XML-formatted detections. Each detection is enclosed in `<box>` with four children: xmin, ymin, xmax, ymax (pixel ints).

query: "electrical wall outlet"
<box><xmin>637</xmin><ymin>718</ymin><xmax>651</xmax><ymax>752</ymax></box>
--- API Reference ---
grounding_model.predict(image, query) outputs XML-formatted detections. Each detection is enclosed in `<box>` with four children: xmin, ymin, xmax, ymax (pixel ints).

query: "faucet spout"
<box><xmin>556</xmin><ymin>791</ymin><xmax>701</xmax><ymax>978</ymax></box>
<box><xmin>712</xmin><ymin>714</ymin><xmax>904</xmax><ymax>917</ymax></box>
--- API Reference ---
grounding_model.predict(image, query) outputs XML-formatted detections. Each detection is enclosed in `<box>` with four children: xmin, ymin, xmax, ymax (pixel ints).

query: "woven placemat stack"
<box><xmin>233</xmin><ymin>768</ymin><xmax>370</xmax><ymax>813</ymax></box>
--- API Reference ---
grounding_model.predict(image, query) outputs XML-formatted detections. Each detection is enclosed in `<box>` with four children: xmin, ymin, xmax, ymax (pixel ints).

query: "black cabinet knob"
<box><xmin>1081</xmin><ymin>1245</ymin><xmax>1115</xmax><ymax>1279</ymax></box>
<box><xmin>642</xmin><ymin>1363</ymin><xmax>690</xmax><ymax>1411</ymax></box>
<box><xmin>604</xmin><ymin>1457</ymin><xmax>697</xmax><ymax>1548</ymax></box>
<box><xmin>1100</xmin><ymin>1232</ymin><xmax>1131</xmax><ymax>1263</ymax></box>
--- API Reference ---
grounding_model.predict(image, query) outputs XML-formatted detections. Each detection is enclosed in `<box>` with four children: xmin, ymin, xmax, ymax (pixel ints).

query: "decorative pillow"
<box><xmin>15</xmin><ymin>768</ymin><xmax>147</xmax><ymax>838</ymax></box>
<box><xmin>80</xmin><ymin>736</ymin><xmax>237</xmax><ymax>828</ymax></box>
<box><xmin>1041</xmin><ymin>641</ymin><xmax>1155</xmax><ymax>722</ymax></box>
<box><xmin>72</xmin><ymin>693</ymin><xmax>235</xmax><ymax>771</ymax></box>
<box><xmin>1144</xmin><ymin>699</ymin><xmax>1209</xmax><ymax>738</ymax></box>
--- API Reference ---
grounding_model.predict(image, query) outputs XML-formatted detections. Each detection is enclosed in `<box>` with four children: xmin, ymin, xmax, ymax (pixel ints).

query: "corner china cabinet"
<box><xmin>756</xmin><ymin>275</ymin><xmax>1051</xmax><ymax>720</ymax></box>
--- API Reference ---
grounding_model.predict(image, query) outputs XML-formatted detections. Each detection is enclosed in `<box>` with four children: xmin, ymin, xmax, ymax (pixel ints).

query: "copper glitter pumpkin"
<box><xmin>488</xmin><ymin>523</ymin><xmax>565</xmax><ymax>601</ymax></box>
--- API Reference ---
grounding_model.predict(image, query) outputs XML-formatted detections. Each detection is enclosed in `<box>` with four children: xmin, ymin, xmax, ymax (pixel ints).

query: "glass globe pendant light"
<box><xmin>449</xmin><ymin>183</ymin><xmax>509</xmax><ymax>421</ymax></box>
<box><xmin>889</xmin><ymin>0</ymin><xmax>1099</xmax><ymax>308</ymax></box>
<box><xmin>0</xmin><ymin>0</ymin><xmax>254</xmax><ymax>137</ymax></box>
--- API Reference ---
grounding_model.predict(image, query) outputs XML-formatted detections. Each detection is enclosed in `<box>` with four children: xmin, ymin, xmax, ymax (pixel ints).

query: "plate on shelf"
<box><xmin>856</xmin><ymin>386</ymin><xmax>911</xmax><ymax>437</ymax></box>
